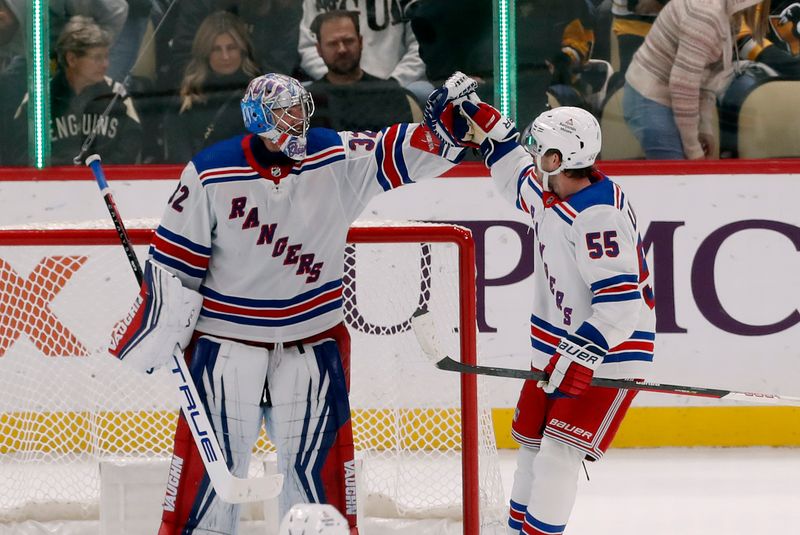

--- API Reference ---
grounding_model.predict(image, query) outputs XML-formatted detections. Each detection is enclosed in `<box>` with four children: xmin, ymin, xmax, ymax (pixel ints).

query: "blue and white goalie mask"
<box><xmin>241</xmin><ymin>73</ymin><xmax>315</xmax><ymax>160</ymax></box>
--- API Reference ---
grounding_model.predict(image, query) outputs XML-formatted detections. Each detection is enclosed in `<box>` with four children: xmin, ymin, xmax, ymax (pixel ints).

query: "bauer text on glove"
<box><xmin>537</xmin><ymin>334</ymin><xmax>605</xmax><ymax>397</ymax></box>
<box><xmin>458</xmin><ymin>100</ymin><xmax>519</xmax><ymax>164</ymax></box>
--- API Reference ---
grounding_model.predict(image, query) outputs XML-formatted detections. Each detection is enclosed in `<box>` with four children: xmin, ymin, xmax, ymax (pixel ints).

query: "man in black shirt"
<box><xmin>307</xmin><ymin>10</ymin><xmax>419</xmax><ymax>132</ymax></box>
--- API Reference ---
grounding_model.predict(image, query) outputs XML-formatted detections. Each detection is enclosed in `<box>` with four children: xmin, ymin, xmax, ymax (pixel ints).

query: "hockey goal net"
<box><xmin>0</xmin><ymin>222</ymin><xmax>505</xmax><ymax>534</ymax></box>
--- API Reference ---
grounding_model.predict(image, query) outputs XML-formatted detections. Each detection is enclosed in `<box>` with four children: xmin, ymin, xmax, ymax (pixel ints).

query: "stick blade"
<box><xmin>435</xmin><ymin>356</ymin><xmax>460</xmax><ymax>371</ymax></box>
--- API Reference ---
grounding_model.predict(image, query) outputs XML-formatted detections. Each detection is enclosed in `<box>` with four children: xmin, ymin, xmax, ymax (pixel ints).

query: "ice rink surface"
<box><xmin>498</xmin><ymin>447</ymin><xmax>800</xmax><ymax>534</ymax></box>
<box><xmin>1</xmin><ymin>447</ymin><xmax>798</xmax><ymax>534</ymax></box>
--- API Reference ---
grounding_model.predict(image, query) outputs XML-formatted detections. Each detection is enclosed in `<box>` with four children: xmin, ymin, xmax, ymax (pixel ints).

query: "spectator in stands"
<box><xmin>2</xmin><ymin>0</ymin><xmax>127</xmax><ymax>68</ymax></box>
<box><xmin>0</xmin><ymin>0</ymin><xmax>24</xmax><ymax>164</ymax></box>
<box><xmin>516</xmin><ymin>0</ymin><xmax>597</xmax><ymax>121</ymax></box>
<box><xmin>161</xmin><ymin>0</ymin><xmax>301</xmax><ymax>93</ymax></box>
<box><xmin>0</xmin><ymin>0</ymin><xmax>129</xmax><ymax>163</ymax></box>
<box><xmin>307</xmin><ymin>10</ymin><xmax>419</xmax><ymax>131</ymax></box>
<box><xmin>0</xmin><ymin>0</ymin><xmax>20</xmax><ymax>54</ymax></box>
<box><xmin>737</xmin><ymin>0</ymin><xmax>800</xmax><ymax>77</ymax></box>
<box><xmin>298</xmin><ymin>0</ymin><xmax>429</xmax><ymax>100</ymax></box>
<box><xmin>406</xmin><ymin>0</ymin><xmax>494</xmax><ymax>103</ymax></box>
<box><xmin>10</xmin><ymin>16</ymin><xmax>142</xmax><ymax>165</ymax></box>
<box><xmin>623</xmin><ymin>0</ymin><xmax>767</xmax><ymax>160</ymax></box>
<box><xmin>108</xmin><ymin>0</ymin><xmax>153</xmax><ymax>81</ymax></box>
<box><xmin>164</xmin><ymin>11</ymin><xmax>258</xmax><ymax>162</ymax></box>
<box><xmin>610</xmin><ymin>0</ymin><xmax>669</xmax><ymax>76</ymax></box>
<box><xmin>50</xmin><ymin>0</ymin><xmax>129</xmax><ymax>46</ymax></box>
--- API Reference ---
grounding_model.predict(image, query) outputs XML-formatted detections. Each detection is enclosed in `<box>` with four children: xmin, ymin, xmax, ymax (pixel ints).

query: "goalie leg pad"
<box><xmin>109</xmin><ymin>260</ymin><xmax>203</xmax><ymax>373</ymax></box>
<box><xmin>158</xmin><ymin>336</ymin><xmax>269</xmax><ymax>534</ymax></box>
<box><xmin>264</xmin><ymin>324</ymin><xmax>357</xmax><ymax>531</ymax></box>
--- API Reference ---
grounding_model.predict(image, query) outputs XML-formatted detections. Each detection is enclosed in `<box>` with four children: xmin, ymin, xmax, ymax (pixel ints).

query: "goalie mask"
<box><xmin>241</xmin><ymin>73</ymin><xmax>315</xmax><ymax>160</ymax></box>
<box><xmin>278</xmin><ymin>504</ymin><xmax>348</xmax><ymax>535</ymax></box>
<box><xmin>521</xmin><ymin>106</ymin><xmax>601</xmax><ymax>191</ymax></box>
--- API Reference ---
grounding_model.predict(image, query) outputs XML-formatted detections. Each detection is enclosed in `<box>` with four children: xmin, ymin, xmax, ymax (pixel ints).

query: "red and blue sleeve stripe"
<box><xmin>530</xmin><ymin>315</ymin><xmax>568</xmax><ymax>355</ymax></box>
<box><xmin>516</xmin><ymin>165</ymin><xmax>541</xmax><ymax>214</ymax></box>
<box><xmin>149</xmin><ymin>226</ymin><xmax>211</xmax><ymax>280</ymax></box>
<box><xmin>590</xmin><ymin>273</ymin><xmax>641</xmax><ymax>304</ymax></box>
<box><xmin>374</xmin><ymin>124</ymin><xmax>412</xmax><ymax>192</ymax></box>
<box><xmin>613</xmin><ymin>182</ymin><xmax>626</xmax><ymax>211</ymax></box>
<box><xmin>605</xmin><ymin>330</ymin><xmax>655</xmax><ymax>363</ymax></box>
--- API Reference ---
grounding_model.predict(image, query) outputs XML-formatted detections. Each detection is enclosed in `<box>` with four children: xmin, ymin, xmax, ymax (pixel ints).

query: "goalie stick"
<box><xmin>410</xmin><ymin>311</ymin><xmax>800</xmax><ymax>406</ymax></box>
<box><xmin>87</xmin><ymin>154</ymin><xmax>283</xmax><ymax>503</ymax></box>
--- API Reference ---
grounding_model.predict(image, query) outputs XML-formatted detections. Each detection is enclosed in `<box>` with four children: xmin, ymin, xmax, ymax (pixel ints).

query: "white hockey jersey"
<box><xmin>149</xmin><ymin>125</ymin><xmax>460</xmax><ymax>343</ymax></box>
<box><xmin>490</xmin><ymin>146</ymin><xmax>656</xmax><ymax>380</ymax></box>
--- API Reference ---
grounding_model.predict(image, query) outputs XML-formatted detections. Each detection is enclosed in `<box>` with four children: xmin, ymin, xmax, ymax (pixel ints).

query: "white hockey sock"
<box><xmin>508</xmin><ymin>445</ymin><xmax>538</xmax><ymax>534</ymax></box>
<box><xmin>522</xmin><ymin>438</ymin><xmax>583</xmax><ymax>535</ymax></box>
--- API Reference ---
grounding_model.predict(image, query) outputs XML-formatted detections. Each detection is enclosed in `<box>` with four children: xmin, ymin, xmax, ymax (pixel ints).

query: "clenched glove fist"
<box><xmin>458</xmin><ymin>100</ymin><xmax>519</xmax><ymax>165</ymax></box>
<box><xmin>424</xmin><ymin>71</ymin><xmax>480</xmax><ymax>147</ymax></box>
<box><xmin>537</xmin><ymin>334</ymin><xmax>605</xmax><ymax>398</ymax></box>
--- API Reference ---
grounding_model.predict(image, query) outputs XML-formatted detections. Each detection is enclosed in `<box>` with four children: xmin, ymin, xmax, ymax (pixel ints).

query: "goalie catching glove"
<box><xmin>109</xmin><ymin>261</ymin><xmax>203</xmax><ymax>373</ymax></box>
<box><xmin>537</xmin><ymin>333</ymin><xmax>606</xmax><ymax>398</ymax></box>
<box><xmin>423</xmin><ymin>71</ymin><xmax>480</xmax><ymax>147</ymax></box>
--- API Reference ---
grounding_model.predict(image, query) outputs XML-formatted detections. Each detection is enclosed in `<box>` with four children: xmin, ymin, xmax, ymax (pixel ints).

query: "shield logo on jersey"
<box><xmin>270</xmin><ymin>166</ymin><xmax>282</xmax><ymax>177</ymax></box>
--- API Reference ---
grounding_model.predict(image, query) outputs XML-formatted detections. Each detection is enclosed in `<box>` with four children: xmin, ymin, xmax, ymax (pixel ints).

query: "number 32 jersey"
<box><xmin>149</xmin><ymin>125</ymin><xmax>461</xmax><ymax>343</ymax></box>
<box><xmin>490</xmin><ymin>145</ymin><xmax>656</xmax><ymax>380</ymax></box>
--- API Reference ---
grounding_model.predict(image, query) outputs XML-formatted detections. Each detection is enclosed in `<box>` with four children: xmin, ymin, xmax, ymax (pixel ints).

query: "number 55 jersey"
<box><xmin>489</xmin><ymin>145</ymin><xmax>656</xmax><ymax>380</ymax></box>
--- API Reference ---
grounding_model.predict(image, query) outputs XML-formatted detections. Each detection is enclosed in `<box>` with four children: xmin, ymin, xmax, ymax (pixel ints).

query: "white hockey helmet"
<box><xmin>241</xmin><ymin>73</ymin><xmax>315</xmax><ymax>160</ymax></box>
<box><xmin>521</xmin><ymin>106</ymin><xmax>601</xmax><ymax>190</ymax></box>
<box><xmin>278</xmin><ymin>504</ymin><xmax>349</xmax><ymax>535</ymax></box>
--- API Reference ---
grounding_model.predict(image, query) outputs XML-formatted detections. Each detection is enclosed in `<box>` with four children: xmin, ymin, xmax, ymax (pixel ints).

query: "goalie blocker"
<box><xmin>109</xmin><ymin>260</ymin><xmax>203</xmax><ymax>373</ymax></box>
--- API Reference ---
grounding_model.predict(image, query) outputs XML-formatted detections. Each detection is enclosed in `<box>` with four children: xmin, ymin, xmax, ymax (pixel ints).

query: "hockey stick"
<box><xmin>434</xmin><ymin>357</ymin><xmax>800</xmax><ymax>406</ymax></box>
<box><xmin>86</xmin><ymin>155</ymin><xmax>143</xmax><ymax>278</ymax></box>
<box><xmin>410</xmin><ymin>312</ymin><xmax>800</xmax><ymax>406</ymax></box>
<box><xmin>87</xmin><ymin>155</ymin><xmax>283</xmax><ymax>503</ymax></box>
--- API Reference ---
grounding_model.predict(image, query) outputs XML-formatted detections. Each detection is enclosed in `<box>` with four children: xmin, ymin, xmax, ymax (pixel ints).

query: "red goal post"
<box><xmin>0</xmin><ymin>222</ymin><xmax>505</xmax><ymax>534</ymax></box>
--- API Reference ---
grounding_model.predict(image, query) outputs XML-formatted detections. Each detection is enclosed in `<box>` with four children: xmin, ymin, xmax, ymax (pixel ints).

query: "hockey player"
<box><xmin>427</xmin><ymin>80</ymin><xmax>656</xmax><ymax>534</ymax></box>
<box><xmin>109</xmin><ymin>72</ymin><xmax>468</xmax><ymax>534</ymax></box>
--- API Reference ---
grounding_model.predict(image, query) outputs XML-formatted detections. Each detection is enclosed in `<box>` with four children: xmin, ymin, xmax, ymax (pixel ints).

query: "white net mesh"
<box><xmin>0</xmin><ymin>224</ymin><xmax>505</xmax><ymax>532</ymax></box>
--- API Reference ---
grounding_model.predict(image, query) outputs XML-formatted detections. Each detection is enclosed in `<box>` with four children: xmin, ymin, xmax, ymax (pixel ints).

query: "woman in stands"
<box><xmin>622</xmin><ymin>0</ymin><xmax>770</xmax><ymax>160</ymax></box>
<box><xmin>165</xmin><ymin>11</ymin><xmax>259</xmax><ymax>162</ymax></box>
